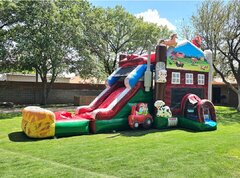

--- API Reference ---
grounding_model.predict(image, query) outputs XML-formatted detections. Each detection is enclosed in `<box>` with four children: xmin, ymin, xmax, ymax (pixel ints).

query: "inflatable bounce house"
<box><xmin>22</xmin><ymin>39</ymin><xmax>217</xmax><ymax>138</ymax></box>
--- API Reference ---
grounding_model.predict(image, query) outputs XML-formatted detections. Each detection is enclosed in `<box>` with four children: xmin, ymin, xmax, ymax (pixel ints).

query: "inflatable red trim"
<box><xmin>119</xmin><ymin>53</ymin><xmax>156</xmax><ymax>67</ymax></box>
<box><xmin>76</xmin><ymin>82</ymin><xmax>123</xmax><ymax>114</ymax></box>
<box><xmin>192</xmin><ymin>36</ymin><xmax>202</xmax><ymax>48</ymax></box>
<box><xmin>197</xmin><ymin>99</ymin><xmax>216</xmax><ymax>122</ymax></box>
<box><xmin>180</xmin><ymin>93</ymin><xmax>201</xmax><ymax>116</ymax></box>
<box><xmin>95</xmin><ymin>82</ymin><xmax>142</xmax><ymax>120</ymax></box>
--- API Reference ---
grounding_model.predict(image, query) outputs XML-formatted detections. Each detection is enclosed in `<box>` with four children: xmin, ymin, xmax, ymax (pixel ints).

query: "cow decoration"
<box><xmin>154</xmin><ymin>100</ymin><xmax>172</xmax><ymax>118</ymax></box>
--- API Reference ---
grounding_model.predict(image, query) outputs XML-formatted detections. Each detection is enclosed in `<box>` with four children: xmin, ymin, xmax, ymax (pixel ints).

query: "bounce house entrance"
<box><xmin>203</xmin><ymin>108</ymin><xmax>211</xmax><ymax>121</ymax></box>
<box><xmin>199</xmin><ymin>100</ymin><xmax>217</xmax><ymax>125</ymax></box>
<box><xmin>181</xmin><ymin>94</ymin><xmax>201</xmax><ymax>121</ymax></box>
<box><xmin>181</xmin><ymin>94</ymin><xmax>216</xmax><ymax>123</ymax></box>
<box><xmin>184</xmin><ymin>101</ymin><xmax>198</xmax><ymax>121</ymax></box>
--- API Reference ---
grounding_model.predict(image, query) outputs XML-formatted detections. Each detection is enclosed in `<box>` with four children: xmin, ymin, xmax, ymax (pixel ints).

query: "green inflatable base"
<box><xmin>154</xmin><ymin>116</ymin><xmax>169</xmax><ymax>129</ymax></box>
<box><xmin>154</xmin><ymin>116</ymin><xmax>217</xmax><ymax>131</ymax></box>
<box><xmin>178</xmin><ymin>117</ymin><xmax>217</xmax><ymax>131</ymax></box>
<box><xmin>55</xmin><ymin>120</ymin><xmax>90</xmax><ymax>137</ymax></box>
<box><xmin>95</xmin><ymin>118</ymin><xmax>130</xmax><ymax>133</ymax></box>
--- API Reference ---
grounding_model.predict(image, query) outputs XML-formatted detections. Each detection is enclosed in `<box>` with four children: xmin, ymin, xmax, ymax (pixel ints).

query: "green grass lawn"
<box><xmin>0</xmin><ymin>106</ymin><xmax>240</xmax><ymax>178</ymax></box>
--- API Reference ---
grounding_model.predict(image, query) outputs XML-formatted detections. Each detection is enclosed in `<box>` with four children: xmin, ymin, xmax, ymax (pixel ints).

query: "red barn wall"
<box><xmin>163</xmin><ymin>69</ymin><xmax>208</xmax><ymax>115</ymax></box>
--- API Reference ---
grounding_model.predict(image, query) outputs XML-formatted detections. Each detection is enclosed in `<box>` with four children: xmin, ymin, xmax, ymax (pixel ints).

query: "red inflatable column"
<box><xmin>119</xmin><ymin>54</ymin><xmax>127</xmax><ymax>61</ymax></box>
<box><xmin>154</xmin><ymin>44</ymin><xmax>167</xmax><ymax>101</ymax></box>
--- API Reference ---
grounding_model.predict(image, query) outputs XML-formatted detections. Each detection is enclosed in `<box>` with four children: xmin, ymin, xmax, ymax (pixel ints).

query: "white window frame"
<box><xmin>198</xmin><ymin>74</ymin><xmax>205</xmax><ymax>85</ymax></box>
<box><xmin>185</xmin><ymin>73</ymin><xmax>193</xmax><ymax>84</ymax></box>
<box><xmin>171</xmin><ymin>72</ymin><xmax>180</xmax><ymax>84</ymax></box>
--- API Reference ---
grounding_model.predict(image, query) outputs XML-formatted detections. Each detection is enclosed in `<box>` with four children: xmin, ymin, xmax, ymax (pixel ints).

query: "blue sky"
<box><xmin>89</xmin><ymin>0</ymin><xmax>203</xmax><ymax>31</ymax></box>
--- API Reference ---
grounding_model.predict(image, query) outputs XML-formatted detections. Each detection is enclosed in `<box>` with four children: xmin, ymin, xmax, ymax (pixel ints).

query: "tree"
<box><xmin>82</xmin><ymin>6</ymin><xmax>171</xmax><ymax>75</ymax></box>
<box><xmin>66</xmin><ymin>48</ymin><xmax>108</xmax><ymax>83</ymax></box>
<box><xmin>1</xmin><ymin>1</ymin><xmax>171</xmax><ymax>104</ymax></box>
<box><xmin>177</xmin><ymin>18</ymin><xmax>195</xmax><ymax>41</ymax></box>
<box><xmin>129</xmin><ymin>20</ymin><xmax>171</xmax><ymax>55</ymax></box>
<box><xmin>192</xmin><ymin>0</ymin><xmax>240</xmax><ymax>111</ymax></box>
<box><xmin>1</xmin><ymin>0</ymin><xmax>90</xmax><ymax>104</ymax></box>
<box><xmin>0</xmin><ymin>1</ymin><xmax>20</xmax><ymax>70</ymax></box>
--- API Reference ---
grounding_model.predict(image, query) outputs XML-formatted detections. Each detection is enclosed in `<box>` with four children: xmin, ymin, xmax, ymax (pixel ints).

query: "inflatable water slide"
<box><xmin>22</xmin><ymin>57</ymin><xmax>153</xmax><ymax>138</ymax></box>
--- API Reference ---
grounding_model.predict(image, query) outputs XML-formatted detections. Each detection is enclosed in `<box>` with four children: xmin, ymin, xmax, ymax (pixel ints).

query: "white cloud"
<box><xmin>135</xmin><ymin>9</ymin><xmax>176</xmax><ymax>31</ymax></box>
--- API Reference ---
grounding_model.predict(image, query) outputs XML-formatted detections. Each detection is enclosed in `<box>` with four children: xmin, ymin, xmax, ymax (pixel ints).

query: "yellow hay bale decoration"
<box><xmin>22</xmin><ymin>106</ymin><xmax>56</xmax><ymax>138</ymax></box>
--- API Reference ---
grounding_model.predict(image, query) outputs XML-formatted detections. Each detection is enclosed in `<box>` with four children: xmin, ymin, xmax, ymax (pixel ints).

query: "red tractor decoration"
<box><xmin>128</xmin><ymin>103</ymin><xmax>153</xmax><ymax>129</ymax></box>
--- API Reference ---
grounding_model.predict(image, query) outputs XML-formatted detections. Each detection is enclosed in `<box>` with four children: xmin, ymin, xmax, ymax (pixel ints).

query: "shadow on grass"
<box><xmin>118</xmin><ymin>128</ymin><xmax>181</xmax><ymax>137</ymax></box>
<box><xmin>0</xmin><ymin>113</ymin><xmax>21</xmax><ymax>120</ymax></box>
<box><xmin>117</xmin><ymin>125</ymin><xmax>218</xmax><ymax>137</ymax></box>
<box><xmin>8</xmin><ymin>131</ymin><xmax>50</xmax><ymax>142</ymax></box>
<box><xmin>8</xmin><ymin>131</ymin><xmax>88</xmax><ymax>141</ymax></box>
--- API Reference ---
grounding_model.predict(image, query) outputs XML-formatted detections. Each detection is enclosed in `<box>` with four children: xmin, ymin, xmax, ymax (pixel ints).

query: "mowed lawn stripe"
<box><xmin>0</xmin><ymin>148</ymin><xmax>118</xmax><ymax>178</ymax></box>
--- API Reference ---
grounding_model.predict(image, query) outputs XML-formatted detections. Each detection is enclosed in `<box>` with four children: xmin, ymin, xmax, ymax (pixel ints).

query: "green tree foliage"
<box><xmin>177</xmin><ymin>18</ymin><xmax>195</xmax><ymax>40</ymax></box>
<box><xmin>0</xmin><ymin>1</ymin><xmax>20</xmax><ymax>70</ymax></box>
<box><xmin>82</xmin><ymin>6</ymin><xmax>171</xmax><ymax>75</ymax></box>
<box><xmin>191</xmin><ymin>0</ymin><xmax>240</xmax><ymax>111</ymax></box>
<box><xmin>0</xmin><ymin>0</ymin><xmax>90</xmax><ymax>104</ymax></box>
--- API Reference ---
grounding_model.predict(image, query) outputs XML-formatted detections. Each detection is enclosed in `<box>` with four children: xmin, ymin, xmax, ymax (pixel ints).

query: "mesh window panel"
<box><xmin>114</xmin><ymin>66</ymin><xmax>136</xmax><ymax>77</ymax></box>
<box><xmin>170</xmin><ymin>88</ymin><xmax>204</xmax><ymax>109</ymax></box>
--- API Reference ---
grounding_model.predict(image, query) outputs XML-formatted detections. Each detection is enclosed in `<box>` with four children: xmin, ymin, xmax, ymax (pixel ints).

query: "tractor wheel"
<box><xmin>143</xmin><ymin>118</ymin><xmax>152</xmax><ymax>129</ymax></box>
<box><xmin>133</xmin><ymin>122</ymin><xmax>139</xmax><ymax>129</ymax></box>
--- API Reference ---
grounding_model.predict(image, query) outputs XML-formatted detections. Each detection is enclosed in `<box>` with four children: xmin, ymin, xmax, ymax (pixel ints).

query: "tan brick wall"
<box><xmin>74</xmin><ymin>96</ymin><xmax>97</xmax><ymax>106</ymax></box>
<box><xmin>0</xmin><ymin>81</ymin><xmax>105</xmax><ymax>105</ymax></box>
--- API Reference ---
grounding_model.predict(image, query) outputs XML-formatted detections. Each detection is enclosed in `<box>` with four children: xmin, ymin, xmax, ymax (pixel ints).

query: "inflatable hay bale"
<box><xmin>22</xmin><ymin>106</ymin><xmax>55</xmax><ymax>138</ymax></box>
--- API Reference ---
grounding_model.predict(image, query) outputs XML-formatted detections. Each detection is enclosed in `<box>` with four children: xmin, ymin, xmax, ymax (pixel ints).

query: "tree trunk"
<box><xmin>41</xmin><ymin>77</ymin><xmax>48</xmax><ymax>105</ymax></box>
<box><xmin>238</xmin><ymin>90</ymin><xmax>240</xmax><ymax>112</ymax></box>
